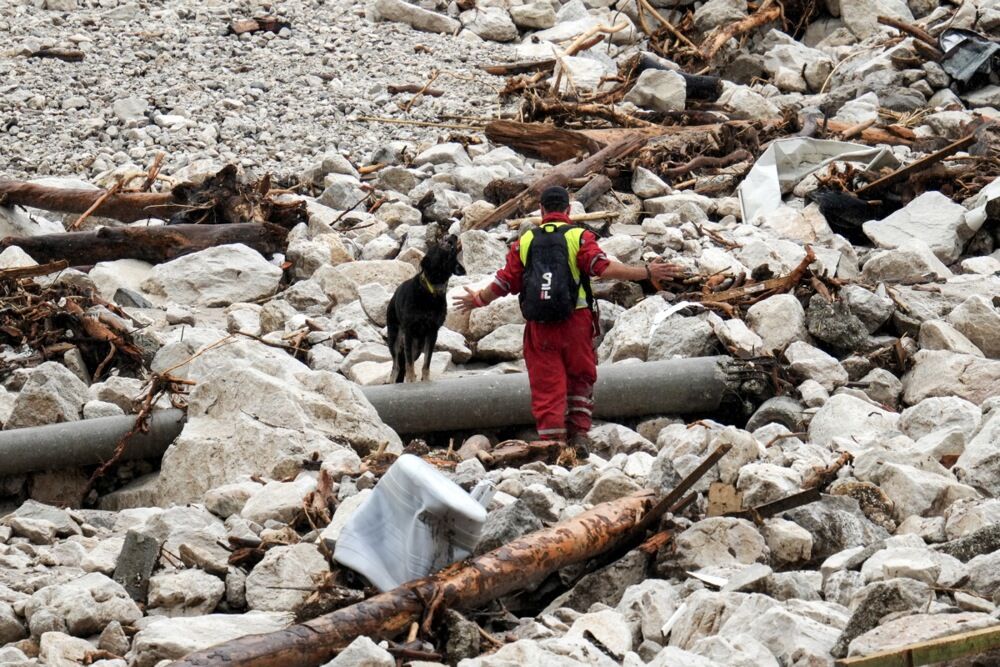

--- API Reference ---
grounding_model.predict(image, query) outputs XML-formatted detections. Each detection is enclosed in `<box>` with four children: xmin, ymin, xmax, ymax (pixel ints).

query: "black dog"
<box><xmin>387</xmin><ymin>235</ymin><xmax>465</xmax><ymax>383</ymax></box>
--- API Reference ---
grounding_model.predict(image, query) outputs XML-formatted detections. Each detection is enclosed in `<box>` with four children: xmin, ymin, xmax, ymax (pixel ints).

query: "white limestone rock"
<box><xmin>130</xmin><ymin>612</ymin><xmax>292</xmax><ymax>667</ymax></box>
<box><xmin>245</xmin><ymin>544</ymin><xmax>329</xmax><ymax>613</ymax></box>
<box><xmin>863</xmin><ymin>192</ymin><xmax>971</xmax><ymax>263</ymax></box>
<box><xmin>142</xmin><ymin>244</ymin><xmax>282</xmax><ymax>307</ymax></box>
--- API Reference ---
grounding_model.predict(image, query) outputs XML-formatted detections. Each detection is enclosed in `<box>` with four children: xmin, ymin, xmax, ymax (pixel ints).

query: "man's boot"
<box><xmin>568</xmin><ymin>431</ymin><xmax>591</xmax><ymax>460</ymax></box>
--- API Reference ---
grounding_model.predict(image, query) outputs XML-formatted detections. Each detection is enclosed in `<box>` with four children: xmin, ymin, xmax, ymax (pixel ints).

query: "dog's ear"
<box><xmin>453</xmin><ymin>261</ymin><xmax>466</xmax><ymax>276</ymax></box>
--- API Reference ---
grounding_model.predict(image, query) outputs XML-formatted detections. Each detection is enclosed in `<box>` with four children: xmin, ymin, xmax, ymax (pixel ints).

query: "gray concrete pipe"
<box><xmin>0</xmin><ymin>408</ymin><xmax>186</xmax><ymax>476</ymax></box>
<box><xmin>360</xmin><ymin>356</ymin><xmax>733</xmax><ymax>434</ymax></box>
<box><xmin>0</xmin><ymin>357</ymin><xmax>732</xmax><ymax>475</ymax></box>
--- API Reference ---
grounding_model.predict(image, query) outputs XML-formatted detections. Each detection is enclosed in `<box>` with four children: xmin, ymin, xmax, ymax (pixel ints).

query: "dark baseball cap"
<box><xmin>540</xmin><ymin>185</ymin><xmax>570</xmax><ymax>211</ymax></box>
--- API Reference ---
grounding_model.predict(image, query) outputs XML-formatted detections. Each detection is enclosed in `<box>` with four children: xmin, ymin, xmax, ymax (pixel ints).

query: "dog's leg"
<box><xmin>389</xmin><ymin>326</ymin><xmax>405</xmax><ymax>384</ymax></box>
<box><xmin>404</xmin><ymin>336</ymin><xmax>419</xmax><ymax>383</ymax></box>
<box><xmin>421</xmin><ymin>330</ymin><xmax>437</xmax><ymax>382</ymax></box>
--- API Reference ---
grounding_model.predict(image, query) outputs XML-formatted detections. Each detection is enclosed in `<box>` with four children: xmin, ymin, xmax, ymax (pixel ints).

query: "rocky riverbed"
<box><xmin>2</xmin><ymin>0</ymin><xmax>1000</xmax><ymax>666</ymax></box>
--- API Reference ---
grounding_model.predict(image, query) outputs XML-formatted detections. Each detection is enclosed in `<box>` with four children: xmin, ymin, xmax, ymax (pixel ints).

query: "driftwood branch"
<box><xmin>876</xmin><ymin>15</ymin><xmax>940</xmax><ymax>51</ymax></box>
<box><xmin>29</xmin><ymin>48</ymin><xmax>85</xmax><ymax>62</ymax></box>
<box><xmin>702</xmin><ymin>0</ymin><xmax>782</xmax><ymax>59</ymax></box>
<box><xmin>471</xmin><ymin>132</ymin><xmax>647</xmax><ymax>230</ymax></box>
<box><xmin>168</xmin><ymin>490</ymin><xmax>658</xmax><ymax>667</ymax></box>
<box><xmin>856</xmin><ymin>133</ymin><xmax>975</xmax><ymax>196</ymax></box>
<box><xmin>0</xmin><ymin>180</ymin><xmax>181</xmax><ymax>224</ymax></box>
<box><xmin>485</xmin><ymin>120</ymin><xmax>604</xmax><ymax>163</ymax></box>
<box><xmin>2</xmin><ymin>223</ymin><xmax>289</xmax><ymax>266</ymax></box>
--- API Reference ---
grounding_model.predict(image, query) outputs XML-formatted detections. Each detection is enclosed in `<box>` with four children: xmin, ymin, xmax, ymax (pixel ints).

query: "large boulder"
<box><xmin>902</xmin><ymin>350</ymin><xmax>1000</xmax><ymax>406</ymax></box>
<box><xmin>847</xmin><ymin>612</ymin><xmax>997</xmax><ymax>658</ymax></box>
<box><xmin>946</xmin><ymin>295</ymin><xmax>1000</xmax><ymax>359</ymax></box>
<box><xmin>313</xmin><ymin>259</ymin><xmax>416</xmax><ymax>305</ymax></box>
<box><xmin>158</xmin><ymin>366</ymin><xmax>400</xmax><ymax>505</ymax></box>
<box><xmin>863</xmin><ymin>192</ymin><xmax>971</xmax><ymax>264</ymax></box>
<box><xmin>954</xmin><ymin>410</ymin><xmax>1000</xmax><ymax>496</ymax></box>
<box><xmin>142</xmin><ymin>244</ymin><xmax>282</xmax><ymax>307</ymax></box>
<box><xmin>746</xmin><ymin>294</ymin><xmax>809</xmax><ymax>354</ymax></box>
<box><xmin>808</xmin><ymin>394</ymin><xmax>900</xmax><ymax>448</ymax></box>
<box><xmin>460</xmin><ymin>7</ymin><xmax>518</xmax><ymax>42</ymax></box>
<box><xmin>373</xmin><ymin>0</ymin><xmax>461</xmax><ymax>33</ymax></box>
<box><xmin>4</xmin><ymin>362</ymin><xmax>88</xmax><ymax>430</ymax></box>
<box><xmin>861</xmin><ymin>239</ymin><xmax>952</xmax><ymax>283</ymax></box>
<box><xmin>784</xmin><ymin>495</ymin><xmax>889</xmax><ymax>560</ymax></box>
<box><xmin>245</xmin><ymin>543</ymin><xmax>329</xmax><ymax>613</ymax></box>
<box><xmin>24</xmin><ymin>573</ymin><xmax>142</xmax><ymax>637</ymax></box>
<box><xmin>623</xmin><ymin>69</ymin><xmax>687</xmax><ymax>113</ymax></box>
<box><xmin>659</xmin><ymin>517</ymin><xmax>768</xmax><ymax>572</ymax></box>
<box><xmin>147</xmin><ymin>569</ymin><xmax>225</xmax><ymax>617</ymax></box>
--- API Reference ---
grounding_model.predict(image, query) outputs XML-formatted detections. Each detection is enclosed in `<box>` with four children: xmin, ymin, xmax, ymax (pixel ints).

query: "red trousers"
<box><xmin>523</xmin><ymin>308</ymin><xmax>597</xmax><ymax>440</ymax></box>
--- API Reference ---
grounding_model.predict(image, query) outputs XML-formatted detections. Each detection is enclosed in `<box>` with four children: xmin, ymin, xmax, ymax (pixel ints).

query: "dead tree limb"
<box><xmin>856</xmin><ymin>133</ymin><xmax>976</xmax><ymax>196</ymax></box>
<box><xmin>876</xmin><ymin>16</ymin><xmax>940</xmax><ymax>50</ymax></box>
<box><xmin>481</xmin><ymin>59</ymin><xmax>556</xmax><ymax>76</ymax></box>
<box><xmin>691</xmin><ymin>246</ymin><xmax>817</xmax><ymax>305</ymax></box>
<box><xmin>702</xmin><ymin>0</ymin><xmax>782</xmax><ymax>59</ymax></box>
<box><xmin>0</xmin><ymin>260</ymin><xmax>69</xmax><ymax>282</ymax></box>
<box><xmin>168</xmin><ymin>490</ymin><xmax>658</xmax><ymax>667</ymax></box>
<box><xmin>471</xmin><ymin>134</ymin><xmax>648</xmax><ymax>230</ymax></box>
<box><xmin>2</xmin><ymin>223</ymin><xmax>289</xmax><ymax>266</ymax></box>
<box><xmin>29</xmin><ymin>48</ymin><xmax>85</xmax><ymax>62</ymax></box>
<box><xmin>823</xmin><ymin>120</ymin><xmax>913</xmax><ymax>147</ymax></box>
<box><xmin>476</xmin><ymin>440</ymin><xmax>567</xmax><ymax>469</ymax></box>
<box><xmin>661</xmin><ymin>150</ymin><xmax>753</xmax><ymax>178</ymax></box>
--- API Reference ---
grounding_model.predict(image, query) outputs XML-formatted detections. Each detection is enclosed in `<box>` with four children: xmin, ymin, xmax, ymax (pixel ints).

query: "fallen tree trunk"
<box><xmin>0</xmin><ymin>166</ymin><xmax>307</xmax><ymax>228</ymax></box>
<box><xmin>485</xmin><ymin>120</ymin><xmax>604</xmax><ymax>163</ymax></box>
<box><xmin>471</xmin><ymin>133</ymin><xmax>647</xmax><ymax>229</ymax></box>
<box><xmin>0</xmin><ymin>180</ymin><xmax>181</xmax><ymax>223</ymax></box>
<box><xmin>1</xmin><ymin>223</ymin><xmax>289</xmax><ymax>265</ymax></box>
<box><xmin>169</xmin><ymin>490</ymin><xmax>659</xmax><ymax>667</ymax></box>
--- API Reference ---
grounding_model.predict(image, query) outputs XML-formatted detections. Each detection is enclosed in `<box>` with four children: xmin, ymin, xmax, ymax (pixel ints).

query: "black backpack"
<box><xmin>519</xmin><ymin>224</ymin><xmax>592</xmax><ymax>322</ymax></box>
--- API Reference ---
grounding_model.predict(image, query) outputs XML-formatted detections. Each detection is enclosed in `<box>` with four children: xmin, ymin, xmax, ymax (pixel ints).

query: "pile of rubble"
<box><xmin>2</xmin><ymin>0</ymin><xmax>1000</xmax><ymax>665</ymax></box>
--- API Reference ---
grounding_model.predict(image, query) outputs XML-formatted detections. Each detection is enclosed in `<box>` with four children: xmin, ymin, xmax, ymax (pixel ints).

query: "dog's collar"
<box><xmin>420</xmin><ymin>273</ymin><xmax>438</xmax><ymax>296</ymax></box>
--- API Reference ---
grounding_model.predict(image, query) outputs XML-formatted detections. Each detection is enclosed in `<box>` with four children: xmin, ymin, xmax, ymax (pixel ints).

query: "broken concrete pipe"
<box><xmin>0</xmin><ymin>357</ymin><xmax>733</xmax><ymax>475</ymax></box>
<box><xmin>0</xmin><ymin>408</ymin><xmax>186</xmax><ymax>476</ymax></box>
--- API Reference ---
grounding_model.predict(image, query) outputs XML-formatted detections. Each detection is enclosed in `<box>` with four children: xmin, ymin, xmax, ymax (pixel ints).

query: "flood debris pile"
<box><xmin>2</xmin><ymin>0</ymin><xmax>1000</xmax><ymax>666</ymax></box>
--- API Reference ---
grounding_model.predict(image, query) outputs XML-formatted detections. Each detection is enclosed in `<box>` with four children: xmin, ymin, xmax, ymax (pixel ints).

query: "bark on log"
<box><xmin>169</xmin><ymin>490</ymin><xmax>658</xmax><ymax>667</ymax></box>
<box><xmin>1</xmin><ymin>223</ymin><xmax>289</xmax><ymax>266</ymax></box>
<box><xmin>485</xmin><ymin>120</ymin><xmax>604</xmax><ymax>163</ymax></box>
<box><xmin>574</xmin><ymin>174</ymin><xmax>613</xmax><ymax>209</ymax></box>
<box><xmin>0</xmin><ymin>180</ymin><xmax>182</xmax><ymax>224</ymax></box>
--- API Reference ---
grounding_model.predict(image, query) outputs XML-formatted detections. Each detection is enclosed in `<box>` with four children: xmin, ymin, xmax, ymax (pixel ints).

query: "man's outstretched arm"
<box><xmin>599</xmin><ymin>259</ymin><xmax>685</xmax><ymax>284</ymax></box>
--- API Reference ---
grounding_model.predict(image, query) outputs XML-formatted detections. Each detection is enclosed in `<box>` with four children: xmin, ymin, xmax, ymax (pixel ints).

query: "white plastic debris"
<box><xmin>334</xmin><ymin>454</ymin><xmax>488</xmax><ymax>591</ymax></box>
<box><xmin>738</xmin><ymin>138</ymin><xmax>897</xmax><ymax>223</ymax></box>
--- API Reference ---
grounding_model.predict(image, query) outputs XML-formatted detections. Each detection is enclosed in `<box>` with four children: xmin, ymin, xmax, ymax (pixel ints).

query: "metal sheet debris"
<box><xmin>737</xmin><ymin>138</ymin><xmax>898</xmax><ymax>223</ymax></box>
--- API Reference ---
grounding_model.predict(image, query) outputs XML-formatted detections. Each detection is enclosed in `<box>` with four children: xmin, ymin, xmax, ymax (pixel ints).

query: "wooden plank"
<box><xmin>856</xmin><ymin>133</ymin><xmax>976</xmax><ymax>196</ymax></box>
<box><xmin>834</xmin><ymin>624</ymin><xmax>1000</xmax><ymax>667</ymax></box>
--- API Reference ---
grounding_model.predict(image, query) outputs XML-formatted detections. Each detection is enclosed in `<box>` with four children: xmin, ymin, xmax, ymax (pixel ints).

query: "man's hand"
<box><xmin>453</xmin><ymin>287</ymin><xmax>480</xmax><ymax>313</ymax></box>
<box><xmin>648</xmin><ymin>260</ymin><xmax>685</xmax><ymax>285</ymax></box>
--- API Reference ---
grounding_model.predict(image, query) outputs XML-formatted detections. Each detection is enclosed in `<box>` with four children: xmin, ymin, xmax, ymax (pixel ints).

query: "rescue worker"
<box><xmin>454</xmin><ymin>185</ymin><xmax>683</xmax><ymax>451</ymax></box>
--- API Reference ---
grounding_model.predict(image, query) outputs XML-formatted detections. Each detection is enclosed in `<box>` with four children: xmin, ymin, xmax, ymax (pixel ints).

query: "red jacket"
<box><xmin>488</xmin><ymin>212</ymin><xmax>610</xmax><ymax>298</ymax></box>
